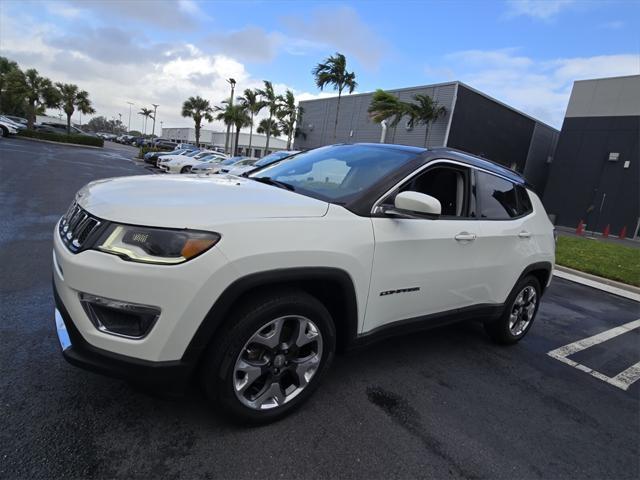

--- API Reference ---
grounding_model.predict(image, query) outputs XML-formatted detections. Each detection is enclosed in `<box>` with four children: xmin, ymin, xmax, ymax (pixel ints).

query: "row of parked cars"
<box><xmin>143</xmin><ymin>146</ymin><xmax>300</xmax><ymax>176</ymax></box>
<box><xmin>0</xmin><ymin>115</ymin><xmax>99</xmax><ymax>138</ymax></box>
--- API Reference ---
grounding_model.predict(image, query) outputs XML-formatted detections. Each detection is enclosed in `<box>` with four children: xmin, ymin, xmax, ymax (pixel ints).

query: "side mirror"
<box><xmin>394</xmin><ymin>191</ymin><xmax>441</xmax><ymax>216</ymax></box>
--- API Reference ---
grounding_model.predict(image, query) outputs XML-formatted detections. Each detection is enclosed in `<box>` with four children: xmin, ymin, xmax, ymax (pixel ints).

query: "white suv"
<box><xmin>53</xmin><ymin>144</ymin><xmax>555</xmax><ymax>423</ymax></box>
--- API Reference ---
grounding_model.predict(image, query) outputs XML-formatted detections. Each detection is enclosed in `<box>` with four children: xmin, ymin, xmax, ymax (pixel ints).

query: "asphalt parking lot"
<box><xmin>1</xmin><ymin>137</ymin><xmax>638</xmax><ymax>479</ymax></box>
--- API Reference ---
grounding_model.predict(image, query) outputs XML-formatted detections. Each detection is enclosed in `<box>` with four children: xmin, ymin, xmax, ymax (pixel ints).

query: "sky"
<box><xmin>1</xmin><ymin>0</ymin><xmax>639</xmax><ymax>133</ymax></box>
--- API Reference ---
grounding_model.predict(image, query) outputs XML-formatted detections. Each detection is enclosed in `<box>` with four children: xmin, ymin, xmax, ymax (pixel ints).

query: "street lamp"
<box><xmin>151</xmin><ymin>103</ymin><xmax>159</xmax><ymax>139</ymax></box>
<box><xmin>126</xmin><ymin>101</ymin><xmax>134</xmax><ymax>133</ymax></box>
<box><xmin>224</xmin><ymin>77</ymin><xmax>236</xmax><ymax>154</ymax></box>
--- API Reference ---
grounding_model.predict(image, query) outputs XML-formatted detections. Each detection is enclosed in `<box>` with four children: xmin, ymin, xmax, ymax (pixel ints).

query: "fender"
<box><xmin>517</xmin><ymin>261</ymin><xmax>554</xmax><ymax>294</ymax></box>
<box><xmin>180</xmin><ymin>267</ymin><xmax>359</xmax><ymax>365</ymax></box>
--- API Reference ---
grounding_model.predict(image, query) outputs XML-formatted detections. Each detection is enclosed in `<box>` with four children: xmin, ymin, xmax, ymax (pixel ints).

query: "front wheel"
<box><xmin>201</xmin><ymin>289</ymin><xmax>336</xmax><ymax>424</ymax></box>
<box><xmin>484</xmin><ymin>275</ymin><xmax>541</xmax><ymax>344</ymax></box>
<box><xmin>180</xmin><ymin>166</ymin><xmax>191</xmax><ymax>174</ymax></box>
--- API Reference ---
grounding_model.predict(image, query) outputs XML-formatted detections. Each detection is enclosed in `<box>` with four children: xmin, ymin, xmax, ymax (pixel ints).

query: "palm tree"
<box><xmin>181</xmin><ymin>96</ymin><xmax>213</xmax><ymax>147</ymax></box>
<box><xmin>367</xmin><ymin>89</ymin><xmax>407</xmax><ymax>128</ymax></box>
<box><xmin>22</xmin><ymin>69</ymin><xmax>60</xmax><ymax>129</ymax></box>
<box><xmin>56</xmin><ymin>82</ymin><xmax>95</xmax><ymax>134</ymax></box>
<box><xmin>312</xmin><ymin>52</ymin><xmax>357</xmax><ymax>141</ymax></box>
<box><xmin>238</xmin><ymin>88</ymin><xmax>265</xmax><ymax>155</ymax></box>
<box><xmin>230</xmin><ymin>104</ymin><xmax>252</xmax><ymax>155</ymax></box>
<box><xmin>404</xmin><ymin>94</ymin><xmax>446</xmax><ymax>146</ymax></box>
<box><xmin>138</xmin><ymin>107</ymin><xmax>154</xmax><ymax>136</ymax></box>
<box><xmin>368</xmin><ymin>90</ymin><xmax>446</xmax><ymax>146</ymax></box>
<box><xmin>276</xmin><ymin>89</ymin><xmax>299</xmax><ymax>150</ymax></box>
<box><xmin>256</xmin><ymin>81</ymin><xmax>281</xmax><ymax>155</ymax></box>
<box><xmin>257</xmin><ymin>118</ymin><xmax>281</xmax><ymax>140</ymax></box>
<box><xmin>215</xmin><ymin>101</ymin><xmax>250</xmax><ymax>155</ymax></box>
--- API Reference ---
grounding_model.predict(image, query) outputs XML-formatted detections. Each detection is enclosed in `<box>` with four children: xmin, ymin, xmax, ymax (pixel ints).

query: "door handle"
<box><xmin>454</xmin><ymin>232</ymin><xmax>476</xmax><ymax>242</ymax></box>
<box><xmin>518</xmin><ymin>231</ymin><xmax>532</xmax><ymax>239</ymax></box>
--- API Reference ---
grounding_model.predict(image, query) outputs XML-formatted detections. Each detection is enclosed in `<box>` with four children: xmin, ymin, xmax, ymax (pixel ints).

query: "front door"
<box><xmin>363</xmin><ymin>163</ymin><xmax>487</xmax><ymax>333</ymax></box>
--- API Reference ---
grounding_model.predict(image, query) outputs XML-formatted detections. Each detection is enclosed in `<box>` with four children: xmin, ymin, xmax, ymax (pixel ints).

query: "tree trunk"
<box><xmin>195</xmin><ymin>122</ymin><xmax>200</xmax><ymax>147</ymax></box>
<box><xmin>333</xmin><ymin>89</ymin><xmax>342</xmax><ymax>141</ymax></box>
<box><xmin>27</xmin><ymin>101</ymin><xmax>35</xmax><ymax>129</ymax></box>
<box><xmin>424</xmin><ymin>121</ymin><xmax>429</xmax><ymax>148</ymax></box>
<box><xmin>66</xmin><ymin>112</ymin><xmax>71</xmax><ymax>135</ymax></box>
<box><xmin>248</xmin><ymin>113</ymin><xmax>254</xmax><ymax>154</ymax></box>
<box><xmin>235</xmin><ymin>125</ymin><xmax>240</xmax><ymax>155</ymax></box>
<box><xmin>264</xmin><ymin>112</ymin><xmax>272</xmax><ymax>155</ymax></box>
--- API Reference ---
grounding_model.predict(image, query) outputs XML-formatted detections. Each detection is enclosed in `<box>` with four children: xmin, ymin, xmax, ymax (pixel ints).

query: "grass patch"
<box><xmin>556</xmin><ymin>236</ymin><xmax>640</xmax><ymax>286</ymax></box>
<box><xmin>18</xmin><ymin>129</ymin><xmax>104</xmax><ymax>147</ymax></box>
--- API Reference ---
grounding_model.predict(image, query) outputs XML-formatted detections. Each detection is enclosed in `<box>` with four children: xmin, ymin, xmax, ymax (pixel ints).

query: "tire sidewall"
<box><xmin>501</xmin><ymin>275</ymin><xmax>542</xmax><ymax>341</ymax></box>
<box><xmin>205</xmin><ymin>292</ymin><xmax>336</xmax><ymax>424</ymax></box>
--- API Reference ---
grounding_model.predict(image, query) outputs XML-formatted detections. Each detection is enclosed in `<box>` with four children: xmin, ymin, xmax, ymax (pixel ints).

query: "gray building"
<box><xmin>295</xmin><ymin>81</ymin><xmax>559</xmax><ymax>191</ymax></box>
<box><xmin>544</xmin><ymin>75</ymin><xmax>640</xmax><ymax>238</ymax></box>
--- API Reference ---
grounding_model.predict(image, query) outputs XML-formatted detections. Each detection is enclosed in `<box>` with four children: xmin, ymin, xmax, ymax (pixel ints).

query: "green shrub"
<box><xmin>138</xmin><ymin>146</ymin><xmax>161</xmax><ymax>159</ymax></box>
<box><xmin>18</xmin><ymin>129</ymin><xmax>104</xmax><ymax>147</ymax></box>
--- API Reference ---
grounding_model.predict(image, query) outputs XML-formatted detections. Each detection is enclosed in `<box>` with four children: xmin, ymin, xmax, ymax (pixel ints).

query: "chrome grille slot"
<box><xmin>58</xmin><ymin>202</ymin><xmax>102</xmax><ymax>253</ymax></box>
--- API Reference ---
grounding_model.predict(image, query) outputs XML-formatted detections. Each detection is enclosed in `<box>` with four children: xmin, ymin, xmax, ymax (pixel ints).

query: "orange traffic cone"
<box><xmin>619</xmin><ymin>225</ymin><xmax>627</xmax><ymax>240</ymax></box>
<box><xmin>576</xmin><ymin>220</ymin><xmax>585</xmax><ymax>236</ymax></box>
<box><xmin>603</xmin><ymin>224</ymin><xmax>610</xmax><ymax>238</ymax></box>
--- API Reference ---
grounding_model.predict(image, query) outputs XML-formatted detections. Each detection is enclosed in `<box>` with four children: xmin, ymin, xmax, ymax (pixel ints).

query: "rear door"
<box><xmin>364</xmin><ymin>162</ymin><xmax>487</xmax><ymax>333</ymax></box>
<box><xmin>472</xmin><ymin>170</ymin><xmax>535</xmax><ymax>304</ymax></box>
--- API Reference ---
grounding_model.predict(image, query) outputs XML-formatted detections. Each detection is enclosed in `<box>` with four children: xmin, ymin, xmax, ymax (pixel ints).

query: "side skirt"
<box><xmin>349</xmin><ymin>303</ymin><xmax>504</xmax><ymax>350</ymax></box>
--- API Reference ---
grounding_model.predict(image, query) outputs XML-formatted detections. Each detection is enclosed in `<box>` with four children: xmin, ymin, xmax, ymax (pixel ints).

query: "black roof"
<box><xmin>343</xmin><ymin>143</ymin><xmax>526</xmax><ymax>185</ymax></box>
<box><xmin>426</xmin><ymin>147</ymin><xmax>526</xmax><ymax>185</ymax></box>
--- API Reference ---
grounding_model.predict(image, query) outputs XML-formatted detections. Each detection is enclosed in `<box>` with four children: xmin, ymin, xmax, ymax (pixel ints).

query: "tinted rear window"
<box><xmin>476</xmin><ymin>171</ymin><xmax>519</xmax><ymax>219</ymax></box>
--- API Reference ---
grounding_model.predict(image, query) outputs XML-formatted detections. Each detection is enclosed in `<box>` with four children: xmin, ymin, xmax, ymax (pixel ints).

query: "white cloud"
<box><xmin>0</xmin><ymin>9</ymin><xmax>328</xmax><ymax>135</ymax></box>
<box><xmin>504</xmin><ymin>0</ymin><xmax>576</xmax><ymax>20</ymax></box>
<box><xmin>425</xmin><ymin>49</ymin><xmax>640</xmax><ymax>127</ymax></box>
<box><xmin>281</xmin><ymin>6</ymin><xmax>388</xmax><ymax>70</ymax></box>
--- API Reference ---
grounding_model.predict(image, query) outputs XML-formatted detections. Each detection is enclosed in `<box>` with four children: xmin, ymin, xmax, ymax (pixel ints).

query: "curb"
<box><xmin>553</xmin><ymin>265</ymin><xmax>640</xmax><ymax>302</ymax></box>
<box><xmin>14</xmin><ymin>135</ymin><xmax>103</xmax><ymax>149</ymax></box>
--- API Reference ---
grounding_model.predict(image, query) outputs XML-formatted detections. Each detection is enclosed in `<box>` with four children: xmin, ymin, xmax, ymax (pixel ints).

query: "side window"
<box><xmin>516</xmin><ymin>186</ymin><xmax>533</xmax><ymax>215</ymax></box>
<box><xmin>385</xmin><ymin>165</ymin><xmax>471</xmax><ymax>217</ymax></box>
<box><xmin>476</xmin><ymin>171</ymin><xmax>521</xmax><ymax>219</ymax></box>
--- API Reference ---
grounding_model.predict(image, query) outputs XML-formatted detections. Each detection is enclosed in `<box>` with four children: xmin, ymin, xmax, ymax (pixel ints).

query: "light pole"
<box><xmin>151</xmin><ymin>103</ymin><xmax>159</xmax><ymax>139</ymax></box>
<box><xmin>224</xmin><ymin>78</ymin><xmax>236</xmax><ymax>154</ymax></box>
<box><xmin>126</xmin><ymin>101</ymin><xmax>134</xmax><ymax>133</ymax></box>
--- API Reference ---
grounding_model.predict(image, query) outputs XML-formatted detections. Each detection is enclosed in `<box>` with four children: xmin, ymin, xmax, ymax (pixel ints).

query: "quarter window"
<box><xmin>476</xmin><ymin>171</ymin><xmax>530</xmax><ymax>219</ymax></box>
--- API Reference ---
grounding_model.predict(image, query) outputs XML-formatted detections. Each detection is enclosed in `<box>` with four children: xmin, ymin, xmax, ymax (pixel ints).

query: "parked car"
<box><xmin>214</xmin><ymin>157</ymin><xmax>258</xmax><ymax>174</ymax></box>
<box><xmin>0</xmin><ymin>115</ymin><xmax>26</xmax><ymax>131</ymax></box>
<box><xmin>144</xmin><ymin>147</ymin><xmax>195</xmax><ymax>165</ymax></box>
<box><xmin>52</xmin><ymin>143</ymin><xmax>555</xmax><ymax>424</ymax></box>
<box><xmin>154</xmin><ymin>139</ymin><xmax>178</xmax><ymax>150</ymax></box>
<box><xmin>193</xmin><ymin>156</ymin><xmax>254</xmax><ymax>175</ymax></box>
<box><xmin>228</xmin><ymin>150</ymin><xmax>300</xmax><ymax>176</ymax></box>
<box><xmin>0</xmin><ymin>119</ymin><xmax>18</xmax><ymax>137</ymax></box>
<box><xmin>3</xmin><ymin>115</ymin><xmax>27</xmax><ymax>126</ymax></box>
<box><xmin>159</xmin><ymin>151</ymin><xmax>228</xmax><ymax>174</ymax></box>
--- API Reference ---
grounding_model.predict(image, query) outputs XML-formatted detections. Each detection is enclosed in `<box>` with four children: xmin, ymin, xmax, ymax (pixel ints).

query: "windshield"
<box><xmin>250</xmin><ymin>145</ymin><xmax>419</xmax><ymax>202</ymax></box>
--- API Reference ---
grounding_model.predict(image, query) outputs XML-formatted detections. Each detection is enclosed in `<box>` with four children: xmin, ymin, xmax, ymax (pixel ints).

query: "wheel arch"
<box><xmin>518</xmin><ymin>261</ymin><xmax>553</xmax><ymax>294</ymax></box>
<box><xmin>181</xmin><ymin>267</ymin><xmax>359</xmax><ymax>367</ymax></box>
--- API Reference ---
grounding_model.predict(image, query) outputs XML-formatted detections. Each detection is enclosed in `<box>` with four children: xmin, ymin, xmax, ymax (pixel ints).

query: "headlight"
<box><xmin>96</xmin><ymin>224</ymin><xmax>220</xmax><ymax>264</ymax></box>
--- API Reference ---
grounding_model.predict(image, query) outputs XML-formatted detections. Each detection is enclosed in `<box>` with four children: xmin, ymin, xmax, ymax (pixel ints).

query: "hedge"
<box><xmin>18</xmin><ymin>129</ymin><xmax>104</xmax><ymax>147</ymax></box>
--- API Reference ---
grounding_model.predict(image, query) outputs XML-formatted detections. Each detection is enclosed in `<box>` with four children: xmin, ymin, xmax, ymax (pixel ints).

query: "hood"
<box><xmin>75</xmin><ymin>174</ymin><xmax>329</xmax><ymax>228</ymax></box>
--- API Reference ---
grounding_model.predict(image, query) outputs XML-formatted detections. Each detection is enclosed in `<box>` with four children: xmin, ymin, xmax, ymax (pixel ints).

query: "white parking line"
<box><xmin>548</xmin><ymin>319</ymin><xmax>640</xmax><ymax>391</ymax></box>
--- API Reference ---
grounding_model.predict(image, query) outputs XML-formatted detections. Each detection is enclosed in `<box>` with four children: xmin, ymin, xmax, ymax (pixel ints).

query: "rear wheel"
<box><xmin>201</xmin><ymin>289</ymin><xmax>336</xmax><ymax>424</ymax></box>
<box><xmin>484</xmin><ymin>275</ymin><xmax>541</xmax><ymax>344</ymax></box>
<box><xmin>180</xmin><ymin>166</ymin><xmax>191</xmax><ymax>174</ymax></box>
<box><xmin>0</xmin><ymin>126</ymin><xmax>8</xmax><ymax>137</ymax></box>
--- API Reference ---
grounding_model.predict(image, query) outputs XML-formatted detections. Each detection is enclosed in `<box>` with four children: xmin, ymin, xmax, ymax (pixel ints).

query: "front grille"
<box><xmin>59</xmin><ymin>202</ymin><xmax>102</xmax><ymax>253</ymax></box>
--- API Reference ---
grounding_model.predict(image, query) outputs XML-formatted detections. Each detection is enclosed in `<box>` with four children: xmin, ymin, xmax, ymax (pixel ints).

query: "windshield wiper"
<box><xmin>251</xmin><ymin>176</ymin><xmax>295</xmax><ymax>191</ymax></box>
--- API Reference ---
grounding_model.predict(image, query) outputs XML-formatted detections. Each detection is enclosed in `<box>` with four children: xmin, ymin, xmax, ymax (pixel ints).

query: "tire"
<box><xmin>0</xmin><ymin>126</ymin><xmax>8</xmax><ymax>137</ymax></box>
<box><xmin>180</xmin><ymin>166</ymin><xmax>191</xmax><ymax>174</ymax></box>
<box><xmin>201</xmin><ymin>289</ymin><xmax>336</xmax><ymax>425</ymax></box>
<box><xmin>484</xmin><ymin>275</ymin><xmax>541</xmax><ymax>345</ymax></box>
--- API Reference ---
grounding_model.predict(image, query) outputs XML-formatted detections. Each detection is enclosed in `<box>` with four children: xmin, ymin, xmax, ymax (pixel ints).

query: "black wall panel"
<box><xmin>447</xmin><ymin>85</ymin><xmax>536</xmax><ymax>172</ymax></box>
<box><xmin>543</xmin><ymin>115</ymin><xmax>639</xmax><ymax>234</ymax></box>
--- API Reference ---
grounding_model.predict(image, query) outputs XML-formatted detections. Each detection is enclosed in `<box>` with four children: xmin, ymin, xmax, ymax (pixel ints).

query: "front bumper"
<box><xmin>54</xmin><ymin>281</ymin><xmax>192</xmax><ymax>391</ymax></box>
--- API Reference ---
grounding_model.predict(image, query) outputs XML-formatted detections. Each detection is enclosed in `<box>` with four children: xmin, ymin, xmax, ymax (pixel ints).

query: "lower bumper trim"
<box><xmin>53</xmin><ymin>281</ymin><xmax>194</xmax><ymax>393</ymax></box>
